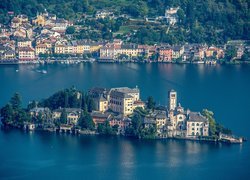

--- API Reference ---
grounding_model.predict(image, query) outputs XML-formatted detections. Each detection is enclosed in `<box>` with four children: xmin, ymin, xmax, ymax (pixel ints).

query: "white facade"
<box><xmin>169</xmin><ymin>90</ymin><xmax>177</xmax><ymax>110</ymax></box>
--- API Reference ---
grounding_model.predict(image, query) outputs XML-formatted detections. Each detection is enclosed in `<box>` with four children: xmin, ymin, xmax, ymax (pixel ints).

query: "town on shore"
<box><xmin>0</xmin><ymin>10</ymin><xmax>249</xmax><ymax>65</ymax></box>
<box><xmin>0</xmin><ymin>86</ymin><xmax>244</xmax><ymax>144</ymax></box>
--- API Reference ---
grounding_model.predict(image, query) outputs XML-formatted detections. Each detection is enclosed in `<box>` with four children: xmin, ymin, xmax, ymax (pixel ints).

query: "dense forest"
<box><xmin>0</xmin><ymin>0</ymin><xmax>249</xmax><ymax>44</ymax></box>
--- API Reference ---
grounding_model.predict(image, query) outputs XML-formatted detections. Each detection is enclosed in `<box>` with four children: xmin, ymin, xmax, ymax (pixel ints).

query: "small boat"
<box><xmin>41</xmin><ymin>70</ymin><xmax>47</xmax><ymax>74</ymax></box>
<box><xmin>16</xmin><ymin>69</ymin><xmax>19</xmax><ymax>72</ymax></box>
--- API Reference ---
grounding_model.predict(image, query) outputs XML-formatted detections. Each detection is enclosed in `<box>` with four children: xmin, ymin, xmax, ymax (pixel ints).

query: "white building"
<box><xmin>169</xmin><ymin>89</ymin><xmax>177</xmax><ymax>110</ymax></box>
<box><xmin>186</xmin><ymin>112</ymin><xmax>209</xmax><ymax>137</ymax></box>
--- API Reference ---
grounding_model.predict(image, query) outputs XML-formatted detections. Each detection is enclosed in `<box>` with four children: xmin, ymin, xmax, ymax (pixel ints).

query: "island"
<box><xmin>0</xmin><ymin>86</ymin><xmax>244</xmax><ymax>143</ymax></box>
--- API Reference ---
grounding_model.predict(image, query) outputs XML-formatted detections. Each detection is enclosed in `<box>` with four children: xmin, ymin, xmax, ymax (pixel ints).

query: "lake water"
<box><xmin>0</xmin><ymin>63</ymin><xmax>250</xmax><ymax>179</ymax></box>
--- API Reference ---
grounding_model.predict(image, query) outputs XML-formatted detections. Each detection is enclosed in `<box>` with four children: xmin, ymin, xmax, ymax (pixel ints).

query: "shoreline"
<box><xmin>0</xmin><ymin>59</ymin><xmax>250</xmax><ymax>65</ymax></box>
<box><xmin>1</xmin><ymin>124</ymin><xmax>245</xmax><ymax>144</ymax></box>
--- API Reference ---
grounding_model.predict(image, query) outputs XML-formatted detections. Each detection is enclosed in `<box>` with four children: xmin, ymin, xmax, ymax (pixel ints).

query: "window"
<box><xmin>192</xmin><ymin>123</ymin><xmax>195</xmax><ymax>126</ymax></box>
<box><xmin>196</xmin><ymin>123</ymin><xmax>199</xmax><ymax>126</ymax></box>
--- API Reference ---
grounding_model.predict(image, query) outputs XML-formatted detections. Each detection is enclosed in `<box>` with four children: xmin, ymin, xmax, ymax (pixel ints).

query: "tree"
<box><xmin>60</xmin><ymin>108</ymin><xmax>67</xmax><ymax>124</ymax></box>
<box><xmin>66</xmin><ymin>26</ymin><xmax>75</xmax><ymax>34</ymax></box>
<box><xmin>241</xmin><ymin>50</ymin><xmax>250</xmax><ymax>61</ymax></box>
<box><xmin>147</xmin><ymin>96</ymin><xmax>155</xmax><ymax>110</ymax></box>
<box><xmin>130</xmin><ymin>113</ymin><xmax>142</xmax><ymax>137</ymax></box>
<box><xmin>97</xmin><ymin>121</ymin><xmax>116</xmax><ymax>135</ymax></box>
<box><xmin>202</xmin><ymin>109</ymin><xmax>232</xmax><ymax>136</ymax></box>
<box><xmin>0</xmin><ymin>103</ymin><xmax>14</xmax><ymax>125</ymax></box>
<box><xmin>27</xmin><ymin>100</ymin><xmax>37</xmax><ymax>110</ymax></box>
<box><xmin>15</xmin><ymin>109</ymin><xmax>31</xmax><ymax>125</ymax></box>
<box><xmin>225</xmin><ymin>46</ymin><xmax>237</xmax><ymax>61</ymax></box>
<box><xmin>78</xmin><ymin>112</ymin><xmax>95</xmax><ymax>130</ymax></box>
<box><xmin>10</xmin><ymin>93</ymin><xmax>22</xmax><ymax>110</ymax></box>
<box><xmin>202</xmin><ymin>109</ymin><xmax>216</xmax><ymax>136</ymax></box>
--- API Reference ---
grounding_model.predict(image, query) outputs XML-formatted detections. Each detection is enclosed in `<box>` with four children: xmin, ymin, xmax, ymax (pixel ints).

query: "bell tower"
<box><xmin>169</xmin><ymin>89</ymin><xmax>177</xmax><ymax>111</ymax></box>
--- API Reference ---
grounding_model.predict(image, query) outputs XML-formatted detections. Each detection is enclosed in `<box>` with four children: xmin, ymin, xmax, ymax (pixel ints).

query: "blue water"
<box><xmin>0</xmin><ymin>63</ymin><xmax>250</xmax><ymax>179</ymax></box>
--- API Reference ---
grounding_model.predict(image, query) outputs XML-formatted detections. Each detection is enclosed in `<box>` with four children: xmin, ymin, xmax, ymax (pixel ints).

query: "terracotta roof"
<box><xmin>18</xmin><ymin>47</ymin><xmax>35</xmax><ymax>52</ymax></box>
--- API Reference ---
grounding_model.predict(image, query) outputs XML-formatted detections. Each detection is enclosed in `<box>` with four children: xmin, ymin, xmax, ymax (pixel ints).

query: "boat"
<box><xmin>15</xmin><ymin>69</ymin><xmax>19</xmax><ymax>72</ymax></box>
<box><xmin>41</xmin><ymin>70</ymin><xmax>47</xmax><ymax>74</ymax></box>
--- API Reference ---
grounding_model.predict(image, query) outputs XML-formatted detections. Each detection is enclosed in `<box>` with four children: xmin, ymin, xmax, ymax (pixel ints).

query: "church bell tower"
<box><xmin>168</xmin><ymin>89</ymin><xmax>177</xmax><ymax>111</ymax></box>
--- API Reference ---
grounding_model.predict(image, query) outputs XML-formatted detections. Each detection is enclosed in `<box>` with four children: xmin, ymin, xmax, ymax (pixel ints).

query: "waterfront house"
<box><xmin>144</xmin><ymin>110</ymin><xmax>167</xmax><ymax>136</ymax></box>
<box><xmin>205</xmin><ymin>46</ymin><xmax>225</xmax><ymax>60</ymax></box>
<box><xmin>24</xmin><ymin>122</ymin><xmax>36</xmax><ymax>131</ymax></box>
<box><xmin>118</xmin><ymin>44</ymin><xmax>143</xmax><ymax>58</ymax></box>
<box><xmin>53</xmin><ymin>108</ymin><xmax>82</xmax><ymax>125</ymax></box>
<box><xmin>89</xmin><ymin>42</ymin><xmax>103</xmax><ymax>53</ymax></box>
<box><xmin>158</xmin><ymin>46</ymin><xmax>173</xmax><ymax>62</ymax></box>
<box><xmin>99</xmin><ymin>43</ymin><xmax>118</xmax><ymax>60</ymax></box>
<box><xmin>186</xmin><ymin>112</ymin><xmax>209</xmax><ymax>137</ymax></box>
<box><xmin>172</xmin><ymin>45</ymin><xmax>184</xmax><ymax>59</ymax></box>
<box><xmin>76</xmin><ymin>40</ymin><xmax>90</xmax><ymax>54</ymax></box>
<box><xmin>35</xmin><ymin>44</ymin><xmax>50</xmax><ymax>56</ymax></box>
<box><xmin>91</xmin><ymin>111</ymin><xmax>113</xmax><ymax>128</ymax></box>
<box><xmin>109</xmin><ymin>114</ymin><xmax>128</xmax><ymax>134</ymax></box>
<box><xmin>54</xmin><ymin>41</ymin><xmax>66</xmax><ymax>54</ymax></box>
<box><xmin>18</xmin><ymin>47</ymin><xmax>36</xmax><ymax>61</ymax></box>
<box><xmin>3</xmin><ymin>49</ymin><xmax>16</xmax><ymax>59</ymax></box>
<box><xmin>30</xmin><ymin>107</ymin><xmax>51</xmax><ymax>117</ymax></box>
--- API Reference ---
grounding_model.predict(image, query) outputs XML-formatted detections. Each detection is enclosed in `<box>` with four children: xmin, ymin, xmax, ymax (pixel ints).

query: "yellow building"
<box><xmin>90</xmin><ymin>43</ymin><xmax>103</xmax><ymax>52</ymax></box>
<box><xmin>89</xmin><ymin>87</ymin><xmax>142</xmax><ymax>116</ymax></box>
<box><xmin>54</xmin><ymin>44</ymin><xmax>66</xmax><ymax>54</ymax></box>
<box><xmin>3</xmin><ymin>50</ymin><xmax>16</xmax><ymax>59</ymax></box>
<box><xmin>52</xmin><ymin>108</ymin><xmax>82</xmax><ymax>125</ymax></box>
<box><xmin>35</xmin><ymin>44</ymin><xmax>49</xmax><ymax>55</ymax></box>
<box><xmin>118</xmin><ymin>44</ymin><xmax>143</xmax><ymax>57</ymax></box>
<box><xmin>96</xmin><ymin>97</ymin><xmax>109</xmax><ymax>112</ymax></box>
<box><xmin>109</xmin><ymin>87</ymin><xmax>141</xmax><ymax>116</ymax></box>
<box><xmin>32</xmin><ymin>15</ymin><xmax>46</xmax><ymax>26</ymax></box>
<box><xmin>109</xmin><ymin>91</ymin><xmax>134</xmax><ymax>115</ymax></box>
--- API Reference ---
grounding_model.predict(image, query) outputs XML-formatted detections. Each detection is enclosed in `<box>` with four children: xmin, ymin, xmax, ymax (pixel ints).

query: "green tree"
<box><xmin>147</xmin><ymin>96</ymin><xmax>155</xmax><ymax>110</ymax></box>
<box><xmin>78</xmin><ymin>112</ymin><xmax>95</xmax><ymax>130</ymax></box>
<box><xmin>27</xmin><ymin>100</ymin><xmax>37</xmax><ymax>110</ymax></box>
<box><xmin>10</xmin><ymin>93</ymin><xmax>22</xmax><ymax>110</ymax></box>
<box><xmin>15</xmin><ymin>109</ymin><xmax>31</xmax><ymax>125</ymax></box>
<box><xmin>225</xmin><ymin>46</ymin><xmax>237</xmax><ymax>61</ymax></box>
<box><xmin>0</xmin><ymin>103</ymin><xmax>14</xmax><ymax>125</ymax></box>
<box><xmin>241</xmin><ymin>50</ymin><xmax>250</xmax><ymax>61</ymax></box>
<box><xmin>202</xmin><ymin>109</ymin><xmax>216</xmax><ymax>136</ymax></box>
<box><xmin>60</xmin><ymin>108</ymin><xmax>67</xmax><ymax>124</ymax></box>
<box><xmin>97</xmin><ymin>121</ymin><xmax>116</xmax><ymax>135</ymax></box>
<box><xmin>66</xmin><ymin>26</ymin><xmax>75</xmax><ymax>34</ymax></box>
<box><xmin>131</xmin><ymin>113</ymin><xmax>142</xmax><ymax>137</ymax></box>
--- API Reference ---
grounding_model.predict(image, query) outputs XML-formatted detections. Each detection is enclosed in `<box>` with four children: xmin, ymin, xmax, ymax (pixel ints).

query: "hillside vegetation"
<box><xmin>0</xmin><ymin>0</ymin><xmax>249</xmax><ymax>44</ymax></box>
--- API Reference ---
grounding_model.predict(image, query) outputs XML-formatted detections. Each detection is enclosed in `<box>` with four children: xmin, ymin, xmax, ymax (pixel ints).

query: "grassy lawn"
<box><xmin>117</xmin><ymin>26</ymin><xmax>133</xmax><ymax>34</ymax></box>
